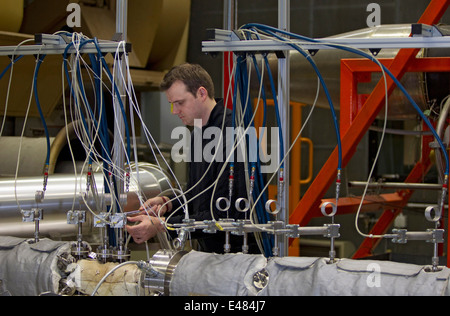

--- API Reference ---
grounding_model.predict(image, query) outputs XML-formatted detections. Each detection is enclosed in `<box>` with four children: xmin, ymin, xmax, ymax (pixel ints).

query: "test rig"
<box><xmin>2</xmin><ymin>0</ymin><xmax>450</xmax><ymax>296</ymax></box>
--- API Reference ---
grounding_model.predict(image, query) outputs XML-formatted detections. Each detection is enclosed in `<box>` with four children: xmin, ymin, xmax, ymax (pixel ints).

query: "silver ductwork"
<box><xmin>0</xmin><ymin>163</ymin><xmax>172</xmax><ymax>239</ymax></box>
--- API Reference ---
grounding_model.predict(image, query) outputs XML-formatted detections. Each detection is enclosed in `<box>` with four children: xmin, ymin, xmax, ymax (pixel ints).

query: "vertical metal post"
<box><xmin>114</xmin><ymin>0</ymin><xmax>128</xmax><ymax>179</ymax></box>
<box><xmin>113</xmin><ymin>0</ymin><xmax>128</xmax><ymax>252</ymax></box>
<box><xmin>278</xmin><ymin>0</ymin><xmax>290</xmax><ymax>257</ymax></box>
<box><xmin>223</xmin><ymin>0</ymin><xmax>237</xmax><ymax>32</ymax></box>
<box><xmin>223</xmin><ymin>0</ymin><xmax>237</xmax><ymax>108</ymax></box>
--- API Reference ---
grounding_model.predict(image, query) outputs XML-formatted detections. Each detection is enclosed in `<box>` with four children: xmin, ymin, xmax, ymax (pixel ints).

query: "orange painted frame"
<box><xmin>340</xmin><ymin>57</ymin><xmax>450</xmax><ymax>260</ymax></box>
<box><xmin>288</xmin><ymin>0</ymin><xmax>450</xmax><ymax>264</ymax></box>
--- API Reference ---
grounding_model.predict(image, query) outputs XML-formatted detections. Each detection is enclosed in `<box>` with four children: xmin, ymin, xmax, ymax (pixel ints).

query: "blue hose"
<box><xmin>242</xmin><ymin>23</ymin><xmax>449</xmax><ymax>176</ymax></box>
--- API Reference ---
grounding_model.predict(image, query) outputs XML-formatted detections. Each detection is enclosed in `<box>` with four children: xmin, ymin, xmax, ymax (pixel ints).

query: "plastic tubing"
<box><xmin>33</xmin><ymin>54</ymin><xmax>51</xmax><ymax>166</ymax></box>
<box><xmin>93</xmin><ymin>37</ymin><xmax>131</xmax><ymax>161</ymax></box>
<box><xmin>0</xmin><ymin>55</ymin><xmax>24</xmax><ymax>81</ymax></box>
<box><xmin>63</xmin><ymin>41</ymin><xmax>96</xmax><ymax>164</ymax></box>
<box><xmin>244</xmin><ymin>25</ymin><xmax>342</xmax><ymax>171</ymax></box>
<box><xmin>262</xmin><ymin>55</ymin><xmax>286</xmax><ymax>169</ymax></box>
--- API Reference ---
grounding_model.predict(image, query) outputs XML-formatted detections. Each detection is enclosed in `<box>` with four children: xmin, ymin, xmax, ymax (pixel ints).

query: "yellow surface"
<box><xmin>0</xmin><ymin>0</ymin><xmax>24</xmax><ymax>33</ymax></box>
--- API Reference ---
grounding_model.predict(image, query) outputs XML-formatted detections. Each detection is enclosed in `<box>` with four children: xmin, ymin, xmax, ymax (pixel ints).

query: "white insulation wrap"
<box><xmin>261</xmin><ymin>257</ymin><xmax>450</xmax><ymax>296</ymax></box>
<box><xmin>170</xmin><ymin>251</ymin><xmax>267</xmax><ymax>296</ymax></box>
<box><xmin>169</xmin><ymin>251</ymin><xmax>450</xmax><ymax>296</ymax></box>
<box><xmin>0</xmin><ymin>237</ymin><xmax>72</xmax><ymax>296</ymax></box>
<box><xmin>68</xmin><ymin>260</ymin><xmax>143</xmax><ymax>296</ymax></box>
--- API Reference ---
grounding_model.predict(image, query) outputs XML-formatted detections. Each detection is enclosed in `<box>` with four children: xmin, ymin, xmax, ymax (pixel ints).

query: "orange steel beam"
<box><xmin>290</xmin><ymin>0</ymin><xmax>450</xmax><ymax>228</ymax></box>
<box><xmin>340</xmin><ymin>57</ymin><xmax>450</xmax><ymax>134</ymax></box>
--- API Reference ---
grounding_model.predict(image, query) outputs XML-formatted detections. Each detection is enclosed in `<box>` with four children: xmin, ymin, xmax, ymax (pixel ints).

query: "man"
<box><xmin>127</xmin><ymin>63</ymin><xmax>259</xmax><ymax>254</ymax></box>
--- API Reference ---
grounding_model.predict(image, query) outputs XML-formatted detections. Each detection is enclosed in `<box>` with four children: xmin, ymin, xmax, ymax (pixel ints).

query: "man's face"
<box><xmin>165</xmin><ymin>80</ymin><xmax>202</xmax><ymax>127</ymax></box>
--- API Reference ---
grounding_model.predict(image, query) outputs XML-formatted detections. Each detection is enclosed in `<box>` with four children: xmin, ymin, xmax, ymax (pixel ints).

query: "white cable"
<box><xmin>14</xmin><ymin>44</ymin><xmax>44</xmax><ymax>212</ymax></box>
<box><xmin>90</xmin><ymin>261</ymin><xmax>140</xmax><ymax>296</ymax></box>
<box><xmin>0</xmin><ymin>39</ymin><xmax>34</xmax><ymax>137</ymax></box>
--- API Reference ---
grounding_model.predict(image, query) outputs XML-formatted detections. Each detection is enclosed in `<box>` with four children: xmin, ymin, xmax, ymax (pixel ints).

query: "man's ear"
<box><xmin>197</xmin><ymin>87</ymin><xmax>208</xmax><ymax>100</ymax></box>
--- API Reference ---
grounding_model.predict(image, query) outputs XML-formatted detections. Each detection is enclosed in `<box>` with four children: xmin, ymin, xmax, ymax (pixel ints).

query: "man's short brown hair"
<box><xmin>160</xmin><ymin>63</ymin><xmax>215</xmax><ymax>99</ymax></box>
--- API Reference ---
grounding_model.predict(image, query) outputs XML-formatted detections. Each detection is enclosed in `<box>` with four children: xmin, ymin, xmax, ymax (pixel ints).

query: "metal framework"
<box><xmin>204</xmin><ymin>34</ymin><xmax>450</xmax><ymax>53</ymax></box>
<box><xmin>213</xmin><ymin>0</ymin><xmax>450</xmax><ymax>262</ymax></box>
<box><xmin>289</xmin><ymin>0</ymin><xmax>450</xmax><ymax>265</ymax></box>
<box><xmin>0</xmin><ymin>34</ymin><xmax>130</xmax><ymax>57</ymax></box>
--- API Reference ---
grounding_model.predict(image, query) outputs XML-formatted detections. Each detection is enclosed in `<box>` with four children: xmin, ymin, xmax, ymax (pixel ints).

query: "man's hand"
<box><xmin>139</xmin><ymin>196</ymin><xmax>172</xmax><ymax>217</ymax></box>
<box><xmin>126</xmin><ymin>215</ymin><xmax>165</xmax><ymax>244</ymax></box>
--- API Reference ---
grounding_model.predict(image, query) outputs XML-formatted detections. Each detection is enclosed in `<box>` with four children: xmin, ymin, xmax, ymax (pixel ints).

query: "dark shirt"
<box><xmin>168</xmin><ymin>99</ymin><xmax>259</xmax><ymax>254</ymax></box>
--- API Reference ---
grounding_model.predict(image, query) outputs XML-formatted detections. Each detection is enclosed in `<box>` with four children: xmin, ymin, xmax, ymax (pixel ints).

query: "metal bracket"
<box><xmin>0</xmin><ymin>33</ymin><xmax>132</xmax><ymax>57</ymax></box>
<box><xmin>110</xmin><ymin>213</ymin><xmax>127</xmax><ymax>229</ymax></box>
<box><xmin>93</xmin><ymin>213</ymin><xmax>109</xmax><ymax>228</ymax></box>
<box><xmin>22</xmin><ymin>208</ymin><xmax>43</xmax><ymax>223</ymax></box>
<box><xmin>67</xmin><ymin>211</ymin><xmax>86</xmax><ymax>225</ymax></box>
<box><xmin>325</xmin><ymin>224</ymin><xmax>341</xmax><ymax>239</ymax></box>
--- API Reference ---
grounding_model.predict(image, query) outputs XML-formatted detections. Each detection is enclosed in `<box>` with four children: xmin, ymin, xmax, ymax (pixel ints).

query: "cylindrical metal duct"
<box><xmin>0</xmin><ymin>163</ymin><xmax>172</xmax><ymax>239</ymax></box>
<box><xmin>0</xmin><ymin>137</ymin><xmax>55</xmax><ymax>178</ymax></box>
<box><xmin>150</xmin><ymin>250</ymin><xmax>450</xmax><ymax>296</ymax></box>
<box><xmin>261</xmin><ymin>24</ymin><xmax>450</xmax><ymax>120</ymax></box>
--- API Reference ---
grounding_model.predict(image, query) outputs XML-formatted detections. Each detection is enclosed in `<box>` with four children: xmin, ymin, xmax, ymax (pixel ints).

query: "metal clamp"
<box><xmin>426</xmin><ymin>229</ymin><xmax>445</xmax><ymax>244</ymax></box>
<box><xmin>325</xmin><ymin>224</ymin><xmax>341</xmax><ymax>239</ymax></box>
<box><xmin>110</xmin><ymin>213</ymin><xmax>127</xmax><ymax>229</ymax></box>
<box><xmin>22</xmin><ymin>208</ymin><xmax>43</xmax><ymax>223</ymax></box>
<box><xmin>67</xmin><ymin>211</ymin><xmax>86</xmax><ymax>225</ymax></box>
<box><xmin>94</xmin><ymin>213</ymin><xmax>109</xmax><ymax>228</ymax></box>
<box><xmin>203</xmin><ymin>220</ymin><xmax>219</xmax><ymax>234</ymax></box>
<box><xmin>391</xmin><ymin>229</ymin><xmax>408</xmax><ymax>244</ymax></box>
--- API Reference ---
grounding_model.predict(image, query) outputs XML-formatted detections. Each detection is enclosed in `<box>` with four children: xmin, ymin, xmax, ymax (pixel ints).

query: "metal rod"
<box><xmin>297</xmin><ymin>226</ymin><xmax>329</xmax><ymax>236</ymax></box>
<box><xmin>0</xmin><ymin>41</ymin><xmax>130</xmax><ymax>57</ymax></box>
<box><xmin>113</xmin><ymin>0</ymin><xmax>128</xmax><ymax>250</ymax></box>
<box><xmin>349</xmin><ymin>181</ymin><xmax>442</xmax><ymax>191</ymax></box>
<box><xmin>277</xmin><ymin>0</ymin><xmax>290</xmax><ymax>257</ymax></box>
<box><xmin>202</xmin><ymin>35</ymin><xmax>450</xmax><ymax>53</ymax></box>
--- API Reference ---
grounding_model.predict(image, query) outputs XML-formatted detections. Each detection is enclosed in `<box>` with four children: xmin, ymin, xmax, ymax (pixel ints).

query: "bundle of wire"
<box><xmin>61</xmin><ymin>33</ymin><xmax>189</xmax><ymax>249</ymax></box>
<box><xmin>0</xmin><ymin>32</ymin><xmax>191</xmax><ymax>254</ymax></box>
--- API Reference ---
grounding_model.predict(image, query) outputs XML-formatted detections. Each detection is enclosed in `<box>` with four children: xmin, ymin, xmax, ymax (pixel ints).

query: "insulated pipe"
<box><xmin>150</xmin><ymin>250</ymin><xmax>450</xmax><ymax>296</ymax></box>
<box><xmin>0</xmin><ymin>163</ymin><xmax>171</xmax><ymax>238</ymax></box>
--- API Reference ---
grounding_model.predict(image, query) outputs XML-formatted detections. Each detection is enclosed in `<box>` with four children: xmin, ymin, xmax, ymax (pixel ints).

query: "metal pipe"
<box><xmin>113</xmin><ymin>0</ymin><xmax>128</xmax><ymax>251</ymax></box>
<box><xmin>348</xmin><ymin>181</ymin><xmax>442</xmax><ymax>191</ymax></box>
<box><xmin>298</xmin><ymin>226</ymin><xmax>329</xmax><ymax>236</ymax></box>
<box><xmin>277</xmin><ymin>0</ymin><xmax>290</xmax><ymax>258</ymax></box>
<box><xmin>0</xmin><ymin>163</ymin><xmax>171</xmax><ymax>239</ymax></box>
<box><xmin>114</xmin><ymin>0</ymin><xmax>128</xmax><ymax>192</ymax></box>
